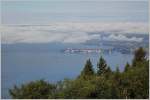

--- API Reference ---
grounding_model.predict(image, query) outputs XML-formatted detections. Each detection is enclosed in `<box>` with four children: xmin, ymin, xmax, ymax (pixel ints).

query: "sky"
<box><xmin>1</xmin><ymin>0</ymin><xmax>148</xmax><ymax>44</ymax></box>
<box><xmin>1</xmin><ymin>0</ymin><xmax>148</xmax><ymax>24</ymax></box>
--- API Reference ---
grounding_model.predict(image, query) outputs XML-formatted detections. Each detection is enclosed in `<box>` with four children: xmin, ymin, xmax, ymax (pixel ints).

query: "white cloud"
<box><xmin>1</xmin><ymin>27</ymin><xmax>100</xmax><ymax>44</ymax></box>
<box><xmin>1</xmin><ymin>22</ymin><xmax>148</xmax><ymax>44</ymax></box>
<box><xmin>102</xmin><ymin>34</ymin><xmax>143</xmax><ymax>42</ymax></box>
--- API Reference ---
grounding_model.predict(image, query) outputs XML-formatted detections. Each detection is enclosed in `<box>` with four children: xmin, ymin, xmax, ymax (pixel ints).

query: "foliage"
<box><xmin>97</xmin><ymin>56</ymin><xmax>108</xmax><ymax>75</ymax></box>
<box><xmin>132</xmin><ymin>47</ymin><xmax>146</xmax><ymax>66</ymax></box>
<box><xmin>80</xmin><ymin>59</ymin><xmax>95</xmax><ymax>80</ymax></box>
<box><xmin>9</xmin><ymin>47</ymin><xmax>149</xmax><ymax>99</ymax></box>
<box><xmin>9</xmin><ymin>80</ymin><xmax>56</xmax><ymax>99</ymax></box>
<box><xmin>124</xmin><ymin>62</ymin><xmax>130</xmax><ymax>72</ymax></box>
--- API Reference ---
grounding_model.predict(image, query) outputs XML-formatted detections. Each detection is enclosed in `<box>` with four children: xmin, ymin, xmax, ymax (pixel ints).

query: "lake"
<box><xmin>1</xmin><ymin>43</ymin><xmax>133</xmax><ymax>98</ymax></box>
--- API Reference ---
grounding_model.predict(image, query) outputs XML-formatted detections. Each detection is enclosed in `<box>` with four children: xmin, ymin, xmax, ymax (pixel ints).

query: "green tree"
<box><xmin>116</xmin><ymin>66</ymin><xmax>120</xmax><ymax>73</ymax></box>
<box><xmin>105</xmin><ymin>66</ymin><xmax>112</xmax><ymax>78</ymax></box>
<box><xmin>80</xmin><ymin>59</ymin><xmax>95</xmax><ymax>79</ymax></box>
<box><xmin>97</xmin><ymin>56</ymin><xmax>108</xmax><ymax>75</ymax></box>
<box><xmin>124</xmin><ymin>62</ymin><xmax>130</xmax><ymax>72</ymax></box>
<box><xmin>62</xmin><ymin>78</ymin><xmax>96</xmax><ymax>99</ymax></box>
<box><xmin>121</xmin><ymin>61</ymin><xmax>149</xmax><ymax>99</ymax></box>
<box><xmin>9</xmin><ymin>80</ymin><xmax>56</xmax><ymax>99</ymax></box>
<box><xmin>132</xmin><ymin>47</ymin><xmax>146</xmax><ymax>66</ymax></box>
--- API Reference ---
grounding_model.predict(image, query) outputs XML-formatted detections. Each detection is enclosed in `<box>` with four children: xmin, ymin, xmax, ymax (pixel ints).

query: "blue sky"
<box><xmin>2</xmin><ymin>0</ymin><xmax>148</xmax><ymax>24</ymax></box>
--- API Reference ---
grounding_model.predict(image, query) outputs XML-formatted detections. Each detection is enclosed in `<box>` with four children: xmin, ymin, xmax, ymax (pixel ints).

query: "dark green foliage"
<box><xmin>132</xmin><ymin>47</ymin><xmax>146</xmax><ymax>66</ymax></box>
<box><xmin>62</xmin><ymin>78</ymin><xmax>96</xmax><ymax>99</ymax></box>
<box><xmin>97</xmin><ymin>56</ymin><xmax>108</xmax><ymax>75</ymax></box>
<box><xmin>120</xmin><ymin>60</ymin><xmax>149</xmax><ymax>99</ymax></box>
<box><xmin>124</xmin><ymin>62</ymin><xmax>130</xmax><ymax>72</ymax></box>
<box><xmin>9</xmin><ymin>47</ymin><xmax>149</xmax><ymax>99</ymax></box>
<box><xmin>116</xmin><ymin>66</ymin><xmax>120</xmax><ymax>73</ymax></box>
<box><xmin>105</xmin><ymin>66</ymin><xmax>112</xmax><ymax>78</ymax></box>
<box><xmin>80</xmin><ymin>59</ymin><xmax>95</xmax><ymax>79</ymax></box>
<box><xmin>9</xmin><ymin>80</ymin><xmax>56</xmax><ymax>99</ymax></box>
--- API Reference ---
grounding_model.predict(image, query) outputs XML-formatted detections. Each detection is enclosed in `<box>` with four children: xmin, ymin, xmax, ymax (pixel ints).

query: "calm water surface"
<box><xmin>2</xmin><ymin>43</ymin><xmax>133</xmax><ymax>98</ymax></box>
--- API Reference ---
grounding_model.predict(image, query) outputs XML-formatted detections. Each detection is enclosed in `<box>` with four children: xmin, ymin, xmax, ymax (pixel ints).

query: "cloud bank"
<box><xmin>1</xmin><ymin>22</ymin><xmax>148</xmax><ymax>44</ymax></box>
<box><xmin>102</xmin><ymin>34</ymin><xmax>143</xmax><ymax>42</ymax></box>
<box><xmin>1</xmin><ymin>27</ymin><xmax>100</xmax><ymax>44</ymax></box>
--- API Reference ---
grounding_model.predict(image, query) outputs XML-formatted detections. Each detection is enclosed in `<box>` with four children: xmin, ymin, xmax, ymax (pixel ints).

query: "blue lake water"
<box><xmin>1</xmin><ymin>43</ymin><xmax>133</xmax><ymax>98</ymax></box>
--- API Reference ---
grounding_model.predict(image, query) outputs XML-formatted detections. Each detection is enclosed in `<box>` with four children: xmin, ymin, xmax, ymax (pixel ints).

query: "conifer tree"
<box><xmin>80</xmin><ymin>59</ymin><xmax>94</xmax><ymax>79</ymax></box>
<box><xmin>97</xmin><ymin>56</ymin><xmax>107</xmax><ymax>75</ymax></box>
<box><xmin>106</xmin><ymin>66</ymin><xmax>112</xmax><ymax>73</ymax></box>
<box><xmin>132</xmin><ymin>47</ymin><xmax>146</xmax><ymax>66</ymax></box>
<box><xmin>105</xmin><ymin>66</ymin><xmax>112</xmax><ymax>78</ymax></box>
<box><xmin>116</xmin><ymin>66</ymin><xmax>120</xmax><ymax>73</ymax></box>
<box><xmin>124</xmin><ymin>62</ymin><xmax>130</xmax><ymax>72</ymax></box>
